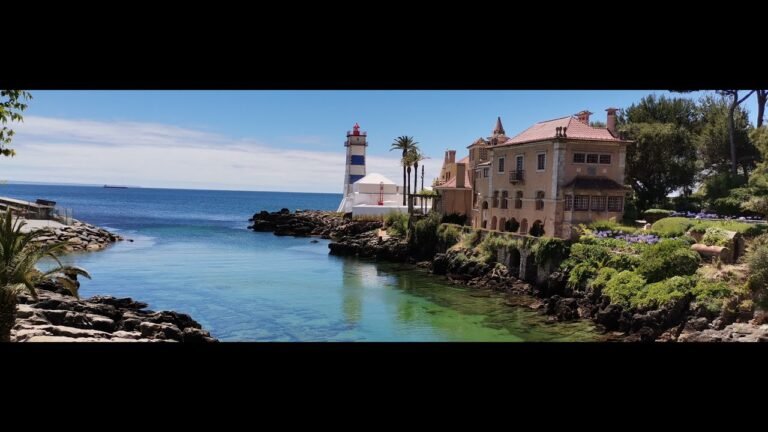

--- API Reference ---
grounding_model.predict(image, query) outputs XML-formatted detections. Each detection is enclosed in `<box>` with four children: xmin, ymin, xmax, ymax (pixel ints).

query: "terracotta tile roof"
<box><xmin>435</xmin><ymin>169</ymin><xmax>472</xmax><ymax>190</ymax></box>
<box><xmin>501</xmin><ymin>115</ymin><xmax>624</xmax><ymax>146</ymax></box>
<box><xmin>456</xmin><ymin>156</ymin><xmax>469</xmax><ymax>164</ymax></box>
<box><xmin>562</xmin><ymin>176</ymin><xmax>629</xmax><ymax>190</ymax></box>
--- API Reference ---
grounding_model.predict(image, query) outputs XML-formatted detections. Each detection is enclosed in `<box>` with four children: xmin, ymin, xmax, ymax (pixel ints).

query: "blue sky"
<box><xmin>3</xmin><ymin>90</ymin><xmax>760</xmax><ymax>193</ymax></box>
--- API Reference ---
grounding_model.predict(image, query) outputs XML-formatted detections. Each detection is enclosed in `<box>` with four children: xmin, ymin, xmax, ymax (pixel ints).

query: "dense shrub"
<box><xmin>603</xmin><ymin>271</ymin><xmax>647</xmax><ymax>308</ymax></box>
<box><xmin>589</xmin><ymin>220</ymin><xmax>636</xmax><ymax>234</ymax></box>
<box><xmin>436</xmin><ymin>223</ymin><xmax>462</xmax><ymax>252</ymax></box>
<box><xmin>532</xmin><ymin>238</ymin><xmax>570</xmax><ymax>265</ymax></box>
<box><xmin>701</xmin><ymin>227</ymin><xmax>730</xmax><ymax>247</ymax></box>
<box><xmin>566</xmin><ymin>243</ymin><xmax>611</xmax><ymax>266</ymax></box>
<box><xmin>673</xmin><ymin>195</ymin><xmax>703</xmax><ymax>213</ymax></box>
<box><xmin>410</xmin><ymin>212</ymin><xmax>442</xmax><ymax>259</ymax></box>
<box><xmin>691</xmin><ymin>279</ymin><xmax>732</xmax><ymax>314</ymax></box>
<box><xmin>385</xmin><ymin>212</ymin><xmax>409</xmax><ymax>237</ymax></box>
<box><xmin>588</xmin><ymin>267</ymin><xmax>618</xmax><ymax>296</ymax></box>
<box><xmin>622</xmin><ymin>197</ymin><xmax>639</xmax><ymax>223</ymax></box>
<box><xmin>689</xmin><ymin>220</ymin><xmax>768</xmax><ymax>238</ymax></box>
<box><xmin>643</xmin><ymin>209</ymin><xmax>674</xmax><ymax>222</ymax></box>
<box><xmin>636</xmin><ymin>239</ymin><xmax>701</xmax><ymax>283</ymax></box>
<box><xmin>651</xmin><ymin>217</ymin><xmax>694</xmax><ymax>238</ymax></box>
<box><xmin>477</xmin><ymin>234</ymin><xmax>522</xmax><ymax>264</ymax></box>
<box><xmin>632</xmin><ymin>276</ymin><xmax>694</xmax><ymax>310</ymax></box>
<box><xmin>504</xmin><ymin>218</ymin><xmax>520</xmax><ymax>232</ymax></box>
<box><xmin>441</xmin><ymin>213</ymin><xmax>468</xmax><ymax>226</ymax></box>
<box><xmin>566</xmin><ymin>262</ymin><xmax>600</xmax><ymax>291</ymax></box>
<box><xmin>461</xmin><ymin>229</ymin><xmax>481</xmax><ymax>248</ymax></box>
<box><xmin>606</xmin><ymin>253</ymin><xmax>642</xmax><ymax>272</ymax></box>
<box><xmin>747</xmin><ymin>243</ymin><xmax>768</xmax><ymax>307</ymax></box>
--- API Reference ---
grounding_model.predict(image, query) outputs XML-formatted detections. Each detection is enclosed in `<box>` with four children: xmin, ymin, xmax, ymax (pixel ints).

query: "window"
<box><xmin>501</xmin><ymin>191</ymin><xmax>509</xmax><ymax>209</ymax></box>
<box><xmin>498</xmin><ymin>157</ymin><xmax>505</xmax><ymax>173</ymax></box>
<box><xmin>575</xmin><ymin>153</ymin><xmax>611</xmax><ymax>164</ymax></box>
<box><xmin>535</xmin><ymin>191</ymin><xmax>545</xmax><ymax>210</ymax></box>
<box><xmin>537</xmin><ymin>153</ymin><xmax>546</xmax><ymax>171</ymax></box>
<box><xmin>591</xmin><ymin>196</ymin><xmax>606</xmax><ymax>211</ymax></box>
<box><xmin>515</xmin><ymin>155</ymin><xmax>524</xmax><ymax>171</ymax></box>
<box><xmin>565</xmin><ymin>194</ymin><xmax>573</xmax><ymax>211</ymax></box>
<box><xmin>483</xmin><ymin>168</ymin><xmax>490</xmax><ymax>178</ymax></box>
<box><xmin>574</xmin><ymin>195</ymin><xmax>589</xmax><ymax>211</ymax></box>
<box><xmin>608</xmin><ymin>196</ymin><xmax>624</xmax><ymax>212</ymax></box>
<box><xmin>492</xmin><ymin>191</ymin><xmax>499</xmax><ymax>208</ymax></box>
<box><xmin>515</xmin><ymin>191</ymin><xmax>523</xmax><ymax>209</ymax></box>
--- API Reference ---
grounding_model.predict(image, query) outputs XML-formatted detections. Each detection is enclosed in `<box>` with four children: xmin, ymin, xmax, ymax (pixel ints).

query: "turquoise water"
<box><xmin>3</xmin><ymin>183</ymin><xmax>598</xmax><ymax>341</ymax></box>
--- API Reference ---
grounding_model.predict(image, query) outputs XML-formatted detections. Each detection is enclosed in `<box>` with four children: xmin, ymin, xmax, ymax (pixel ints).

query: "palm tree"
<box><xmin>390</xmin><ymin>136</ymin><xmax>419</xmax><ymax>206</ymax></box>
<box><xmin>408</xmin><ymin>148</ymin><xmax>429</xmax><ymax>196</ymax></box>
<box><xmin>0</xmin><ymin>212</ymin><xmax>90</xmax><ymax>342</ymax></box>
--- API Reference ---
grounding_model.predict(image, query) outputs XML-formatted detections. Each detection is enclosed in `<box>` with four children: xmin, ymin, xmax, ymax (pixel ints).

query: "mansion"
<box><xmin>435</xmin><ymin>109</ymin><xmax>631</xmax><ymax>239</ymax></box>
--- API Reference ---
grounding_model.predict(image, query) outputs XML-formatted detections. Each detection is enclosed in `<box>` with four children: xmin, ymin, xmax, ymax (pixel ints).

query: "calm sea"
<box><xmin>3</xmin><ymin>183</ymin><xmax>597</xmax><ymax>341</ymax></box>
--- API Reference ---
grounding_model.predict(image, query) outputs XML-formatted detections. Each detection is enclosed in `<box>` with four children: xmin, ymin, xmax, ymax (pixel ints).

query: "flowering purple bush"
<box><xmin>594</xmin><ymin>230</ymin><xmax>660</xmax><ymax>244</ymax></box>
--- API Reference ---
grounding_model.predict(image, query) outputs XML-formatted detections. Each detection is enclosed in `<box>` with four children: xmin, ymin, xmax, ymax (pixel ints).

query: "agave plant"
<box><xmin>0</xmin><ymin>212</ymin><xmax>90</xmax><ymax>342</ymax></box>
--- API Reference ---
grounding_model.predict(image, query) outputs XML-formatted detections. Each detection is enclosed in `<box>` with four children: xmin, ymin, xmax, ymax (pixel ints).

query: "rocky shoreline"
<box><xmin>12</xmin><ymin>281</ymin><xmax>217</xmax><ymax>342</ymax></box>
<box><xmin>8</xmin><ymin>218</ymin><xmax>217</xmax><ymax>342</ymax></box>
<box><xmin>31</xmin><ymin>219</ymin><xmax>127</xmax><ymax>253</ymax></box>
<box><xmin>248</xmin><ymin>209</ymin><xmax>768</xmax><ymax>342</ymax></box>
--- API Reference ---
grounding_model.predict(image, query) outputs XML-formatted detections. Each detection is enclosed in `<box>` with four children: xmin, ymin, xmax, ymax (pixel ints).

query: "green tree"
<box><xmin>756</xmin><ymin>90</ymin><xmax>767</xmax><ymax>128</ymax></box>
<box><xmin>621</xmin><ymin>123</ymin><xmax>697</xmax><ymax>210</ymax></box>
<box><xmin>0</xmin><ymin>212</ymin><xmax>91</xmax><ymax>341</ymax></box>
<box><xmin>0</xmin><ymin>90</ymin><xmax>32</xmax><ymax>157</ymax></box>
<box><xmin>621</xmin><ymin>94</ymin><xmax>701</xmax><ymax>131</ymax></box>
<box><xmin>390</xmin><ymin>136</ymin><xmax>419</xmax><ymax>206</ymax></box>
<box><xmin>697</xmin><ymin>94</ymin><xmax>757</xmax><ymax>177</ymax></box>
<box><xmin>740</xmin><ymin>127</ymin><xmax>768</xmax><ymax>217</ymax></box>
<box><xmin>718</xmin><ymin>90</ymin><xmax>755</xmax><ymax>175</ymax></box>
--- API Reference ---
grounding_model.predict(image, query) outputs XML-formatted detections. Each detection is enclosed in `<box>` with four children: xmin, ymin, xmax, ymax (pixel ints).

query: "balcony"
<box><xmin>509</xmin><ymin>170</ymin><xmax>524</xmax><ymax>184</ymax></box>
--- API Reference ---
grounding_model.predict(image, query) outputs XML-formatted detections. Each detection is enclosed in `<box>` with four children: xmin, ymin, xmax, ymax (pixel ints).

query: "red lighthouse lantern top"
<box><xmin>352</xmin><ymin>123</ymin><xmax>360</xmax><ymax>136</ymax></box>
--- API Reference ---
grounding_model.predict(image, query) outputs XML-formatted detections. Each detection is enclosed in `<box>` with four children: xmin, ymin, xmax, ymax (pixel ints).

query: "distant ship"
<box><xmin>103</xmin><ymin>185</ymin><xmax>128</xmax><ymax>188</ymax></box>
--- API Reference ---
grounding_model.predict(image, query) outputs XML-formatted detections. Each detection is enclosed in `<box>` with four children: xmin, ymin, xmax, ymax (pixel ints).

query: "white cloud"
<box><xmin>3</xmin><ymin>116</ymin><xmax>442</xmax><ymax>193</ymax></box>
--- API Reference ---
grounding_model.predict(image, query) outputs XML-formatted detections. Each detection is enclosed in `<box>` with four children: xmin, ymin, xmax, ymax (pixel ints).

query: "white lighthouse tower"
<box><xmin>337</xmin><ymin>123</ymin><xmax>368</xmax><ymax>212</ymax></box>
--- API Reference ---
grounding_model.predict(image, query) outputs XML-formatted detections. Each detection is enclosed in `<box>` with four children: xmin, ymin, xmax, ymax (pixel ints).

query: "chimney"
<box><xmin>606</xmin><ymin>108</ymin><xmax>618</xmax><ymax>137</ymax></box>
<box><xmin>456</xmin><ymin>163</ymin><xmax>466</xmax><ymax>188</ymax></box>
<box><xmin>448</xmin><ymin>150</ymin><xmax>456</xmax><ymax>164</ymax></box>
<box><xmin>444</xmin><ymin>150</ymin><xmax>450</xmax><ymax>164</ymax></box>
<box><xmin>576</xmin><ymin>110</ymin><xmax>592</xmax><ymax>124</ymax></box>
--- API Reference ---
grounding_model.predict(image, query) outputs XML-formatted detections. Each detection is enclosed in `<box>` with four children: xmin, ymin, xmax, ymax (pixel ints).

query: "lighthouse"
<box><xmin>337</xmin><ymin>123</ymin><xmax>368</xmax><ymax>212</ymax></box>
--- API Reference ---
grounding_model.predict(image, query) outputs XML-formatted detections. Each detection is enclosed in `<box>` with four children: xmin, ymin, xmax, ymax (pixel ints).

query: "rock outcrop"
<box><xmin>32</xmin><ymin>219</ymin><xmax>125</xmax><ymax>253</ymax></box>
<box><xmin>11</xmin><ymin>284</ymin><xmax>217</xmax><ymax>343</ymax></box>
<box><xmin>249</xmin><ymin>209</ymin><xmax>382</xmax><ymax>239</ymax></box>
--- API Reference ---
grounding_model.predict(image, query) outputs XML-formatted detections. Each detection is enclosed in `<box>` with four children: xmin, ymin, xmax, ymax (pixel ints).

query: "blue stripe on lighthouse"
<box><xmin>350</xmin><ymin>155</ymin><xmax>365</xmax><ymax>165</ymax></box>
<box><xmin>349</xmin><ymin>174</ymin><xmax>365</xmax><ymax>183</ymax></box>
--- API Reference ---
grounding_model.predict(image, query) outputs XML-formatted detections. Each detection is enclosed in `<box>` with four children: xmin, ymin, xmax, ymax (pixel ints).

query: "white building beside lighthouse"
<box><xmin>337</xmin><ymin>123</ymin><xmax>408</xmax><ymax>216</ymax></box>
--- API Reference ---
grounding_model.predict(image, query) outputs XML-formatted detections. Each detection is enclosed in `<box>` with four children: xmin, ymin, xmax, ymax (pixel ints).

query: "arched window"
<box><xmin>506</xmin><ymin>217</ymin><xmax>520</xmax><ymax>233</ymax></box>
<box><xmin>535</xmin><ymin>191</ymin><xmax>545</xmax><ymax>210</ymax></box>
<box><xmin>515</xmin><ymin>191</ymin><xmax>523</xmax><ymax>209</ymax></box>
<box><xmin>482</xmin><ymin>201</ymin><xmax>489</xmax><ymax>210</ymax></box>
<box><xmin>491</xmin><ymin>216</ymin><xmax>497</xmax><ymax>230</ymax></box>
<box><xmin>492</xmin><ymin>191</ymin><xmax>499</xmax><ymax>208</ymax></box>
<box><xmin>498</xmin><ymin>218</ymin><xmax>506</xmax><ymax>232</ymax></box>
<box><xmin>529</xmin><ymin>220</ymin><xmax>545</xmax><ymax>237</ymax></box>
<box><xmin>501</xmin><ymin>191</ymin><xmax>509</xmax><ymax>209</ymax></box>
<box><xmin>519</xmin><ymin>218</ymin><xmax>528</xmax><ymax>234</ymax></box>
